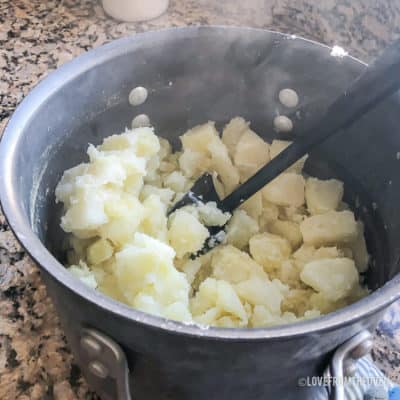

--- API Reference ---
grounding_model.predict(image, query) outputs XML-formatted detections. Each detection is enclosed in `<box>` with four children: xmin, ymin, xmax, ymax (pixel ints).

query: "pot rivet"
<box><xmin>132</xmin><ymin>114</ymin><xmax>151</xmax><ymax>128</ymax></box>
<box><xmin>89</xmin><ymin>360</ymin><xmax>109</xmax><ymax>379</ymax></box>
<box><xmin>351</xmin><ymin>338</ymin><xmax>374</xmax><ymax>360</ymax></box>
<box><xmin>273</xmin><ymin>115</ymin><xmax>293</xmax><ymax>133</ymax></box>
<box><xmin>278</xmin><ymin>88</ymin><xmax>299</xmax><ymax>108</ymax></box>
<box><xmin>129</xmin><ymin>86</ymin><xmax>148</xmax><ymax>106</ymax></box>
<box><xmin>343</xmin><ymin>358</ymin><xmax>357</xmax><ymax>377</ymax></box>
<box><xmin>80</xmin><ymin>336</ymin><xmax>102</xmax><ymax>356</ymax></box>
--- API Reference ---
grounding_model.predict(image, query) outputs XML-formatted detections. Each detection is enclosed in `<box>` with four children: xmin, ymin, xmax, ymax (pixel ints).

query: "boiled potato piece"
<box><xmin>281</xmin><ymin>288</ymin><xmax>314</xmax><ymax>316</ymax></box>
<box><xmin>262</xmin><ymin>173</ymin><xmax>305</xmax><ymax>207</ymax></box>
<box><xmin>140</xmin><ymin>195</ymin><xmax>168</xmax><ymax>242</ymax></box>
<box><xmin>305</xmin><ymin>177</ymin><xmax>344</xmax><ymax>214</ymax></box>
<box><xmin>258</xmin><ymin>201</ymin><xmax>280</xmax><ymax>230</ymax></box>
<box><xmin>235</xmin><ymin>276</ymin><xmax>284</xmax><ymax>314</ymax></box>
<box><xmin>181</xmin><ymin>259</ymin><xmax>203</xmax><ymax>285</ymax></box>
<box><xmin>225</xmin><ymin>210</ymin><xmax>259</xmax><ymax>249</ymax></box>
<box><xmin>179</xmin><ymin>149</ymin><xmax>211</xmax><ymax>178</ymax></box>
<box><xmin>168</xmin><ymin>210</ymin><xmax>209</xmax><ymax>258</ymax></box>
<box><xmin>269</xmin><ymin>220</ymin><xmax>302</xmax><ymax>250</ymax></box>
<box><xmin>191</xmin><ymin>278</ymin><xmax>247</xmax><ymax>326</ymax></box>
<box><xmin>180</xmin><ymin>121</ymin><xmax>220</xmax><ymax>154</ymax></box>
<box><xmin>250</xmin><ymin>305</ymin><xmax>276</xmax><ymax>327</ymax></box>
<box><xmin>139</xmin><ymin>185</ymin><xmax>174</xmax><ymax>206</ymax></box>
<box><xmin>233</xmin><ymin>129</ymin><xmax>270</xmax><ymax>182</ymax></box>
<box><xmin>196</xmin><ymin>202</ymin><xmax>231</xmax><ymax>227</ymax></box>
<box><xmin>61</xmin><ymin>185</ymin><xmax>108</xmax><ymax>232</ymax></box>
<box><xmin>181</xmin><ymin>122</ymin><xmax>240</xmax><ymax>192</ymax></box>
<box><xmin>350</xmin><ymin>222</ymin><xmax>369</xmax><ymax>273</ymax></box>
<box><xmin>86</xmin><ymin>238</ymin><xmax>113</xmax><ymax>265</ymax></box>
<box><xmin>240</xmin><ymin>192</ymin><xmax>263</xmax><ymax>220</ymax></box>
<box><xmin>163</xmin><ymin>171</ymin><xmax>189</xmax><ymax>193</ymax></box>
<box><xmin>211</xmin><ymin>245</ymin><xmax>267</xmax><ymax>284</ymax></box>
<box><xmin>249</xmin><ymin>233</ymin><xmax>292</xmax><ymax>272</ymax></box>
<box><xmin>115</xmin><ymin>233</ymin><xmax>191</xmax><ymax>317</ymax></box>
<box><xmin>300</xmin><ymin>258</ymin><xmax>358</xmax><ymax>301</ymax></box>
<box><xmin>300</xmin><ymin>210</ymin><xmax>357</xmax><ymax>246</ymax></box>
<box><xmin>208</xmin><ymin>140</ymin><xmax>240</xmax><ymax>194</ymax></box>
<box><xmin>69</xmin><ymin>262</ymin><xmax>98</xmax><ymax>289</ymax></box>
<box><xmin>221</xmin><ymin>117</ymin><xmax>249</xmax><ymax>157</ymax></box>
<box><xmin>55</xmin><ymin>163</ymin><xmax>89</xmax><ymax>206</ymax></box>
<box><xmin>293</xmin><ymin>245</ymin><xmax>343</xmax><ymax>263</ymax></box>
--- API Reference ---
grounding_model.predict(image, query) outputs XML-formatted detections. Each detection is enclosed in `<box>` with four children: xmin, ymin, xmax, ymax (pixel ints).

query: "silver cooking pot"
<box><xmin>1</xmin><ymin>27</ymin><xmax>400</xmax><ymax>400</ymax></box>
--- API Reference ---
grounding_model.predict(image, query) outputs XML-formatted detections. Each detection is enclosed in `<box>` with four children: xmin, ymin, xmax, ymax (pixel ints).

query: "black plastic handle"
<box><xmin>221</xmin><ymin>39</ymin><xmax>400</xmax><ymax>212</ymax></box>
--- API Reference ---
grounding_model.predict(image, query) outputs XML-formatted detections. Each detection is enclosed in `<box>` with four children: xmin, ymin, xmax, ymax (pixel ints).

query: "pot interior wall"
<box><xmin>21</xmin><ymin>28</ymin><xmax>400</xmax><ymax>293</ymax></box>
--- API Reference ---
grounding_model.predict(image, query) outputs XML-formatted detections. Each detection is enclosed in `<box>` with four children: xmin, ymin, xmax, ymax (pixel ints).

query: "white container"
<box><xmin>102</xmin><ymin>0</ymin><xmax>169</xmax><ymax>22</ymax></box>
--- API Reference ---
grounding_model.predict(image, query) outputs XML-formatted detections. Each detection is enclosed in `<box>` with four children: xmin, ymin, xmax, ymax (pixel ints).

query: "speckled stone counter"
<box><xmin>1</xmin><ymin>1</ymin><xmax>400</xmax><ymax>399</ymax></box>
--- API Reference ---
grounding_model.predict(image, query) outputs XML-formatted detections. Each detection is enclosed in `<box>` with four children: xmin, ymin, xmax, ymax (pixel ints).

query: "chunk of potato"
<box><xmin>212</xmin><ymin>172</ymin><xmax>225</xmax><ymax>199</ymax></box>
<box><xmin>130</xmin><ymin>127</ymin><xmax>161</xmax><ymax>158</ymax></box>
<box><xmin>249</xmin><ymin>232</ymin><xmax>292</xmax><ymax>272</ymax></box>
<box><xmin>163</xmin><ymin>171</ymin><xmax>189</xmax><ymax>193</ymax></box>
<box><xmin>262</xmin><ymin>173</ymin><xmax>305</xmax><ymax>207</ymax></box>
<box><xmin>168</xmin><ymin>210</ymin><xmax>209</xmax><ymax>258</ymax></box>
<box><xmin>305</xmin><ymin>177</ymin><xmax>344</xmax><ymax>214</ymax></box>
<box><xmin>124</xmin><ymin>174</ymin><xmax>144</xmax><ymax>196</ymax></box>
<box><xmin>211</xmin><ymin>245</ymin><xmax>266</xmax><ymax>283</ymax></box>
<box><xmin>158</xmin><ymin>137</ymin><xmax>172</xmax><ymax>160</ymax></box>
<box><xmin>69</xmin><ymin>262</ymin><xmax>98</xmax><ymax>289</ymax></box>
<box><xmin>269</xmin><ymin>220</ymin><xmax>303</xmax><ymax>249</ymax></box>
<box><xmin>180</xmin><ymin>122</ymin><xmax>220</xmax><ymax>154</ymax></box>
<box><xmin>208</xmin><ymin>139</ymin><xmax>240</xmax><ymax>194</ymax></box>
<box><xmin>250</xmin><ymin>305</ymin><xmax>276</xmax><ymax>327</ymax></box>
<box><xmin>300</xmin><ymin>257</ymin><xmax>358</xmax><ymax>301</ymax></box>
<box><xmin>55</xmin><ymin>163</ymin><xmax>89</xmax><ymax>206</ymax></box>
<box><xmin>87</xmin><ymin>151</ymin><xmax>127</xmax><ymax>186</ymax></box>
<box><xmin>61</xmin><ymin>186</ymin><xmax>108</xmax><ymax>232</ymax></box>
<box><xmin>293</xmin><ymin>245</ymin><xmax>343</xmax><ymax>263</ymax></box>
<box><xmin>99</xmin><ymin>194</ymin><xmax>145</xmax><ymax>247</ymax></box>
<box><xmin>258</xmin><ymin>201</ymin><xmax>280</xmax><ymax>230</ymax></box>
<box><xmin>350</xmin><ymin>222</ymin><xmax>369</xmax><ymax>272</ymax></box>
<box><xmin>191</xmin><ymin>278</ymin><xmax>247</xmax><ymax>325</ymax></box>
<box><xmin>191</xmin><ymin>278</ymin><xmax>218</xmax><ymax>315</ymax></box>
<box><xmin>179</xmin><ymin>149</ymin><xmax>211</xmax><ymax>178</ymax></box>
<box><xmin>87</xmin><ymin>238</ymin><xmax>113</xmax><ymax>265</ymax></box>
<box><xmin>281</xmin><ymin>288</ymin><xmax>314</xmax><ymax>316</ymax></box>
<box><xmin>115</xmin><ymin>233</ymin><xmax>191</xmax><ymax>315</ymax></box>
<box><xmin>181</xmin><ymin>122</ymin><xmax>240</xmax><ymax>192</ymax></box>
<box><xmin>139</xmin><ymin>184</ymin><xmax>174</xmax><ymax>206</ymax></box>
<box><xmin>300</xmin><ymin>210</ymin><xmax>357</xmax><ymax>246</ymax></box>
<box><xmin>140</xmin><ymin>195</ymin><xmax>168</xmax><ymax>242</ymax></box>
<box><xmin>235</xmin><ymin>276</ymin><xmax>284</xmax><ymax>314</ymax></box>
<box><xmin>181</xmin><ymin>259</ymin><xmax>203</xmax><ymax>285</ymax></box>
<box><xmin>216</xmin><ymin>280</ymin><xmax>248</xmax><ymax>323</ymax></box>
<box><xmin>233</xmin><ymin>129</ymin><xmax>270</xmax><ymax>182</ymax></box>
<box><xmin>196</xmin><ymin>202</ymin><xmax>231</xmax><ymax>227</ymax></box>
<box><xmin>221</xmin><ymin>117</ymin><xmax>249</xmax><ymax>158</ymax></box>
<box><xmin>225</xmin><ymin>210</ymin><xmax>259</xmax><ymax>249</ymax></box>
<box><xmin>240</xmin><ymin>192</ymin><xmax>263</xmax><ymax>220</ymax></box>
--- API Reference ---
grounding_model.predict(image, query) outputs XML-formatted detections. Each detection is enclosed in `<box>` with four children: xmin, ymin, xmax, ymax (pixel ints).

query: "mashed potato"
<box><xmin>56</xmin><ymin>117</ymin><xmax>369</xmax><ymax>328</ymax></box>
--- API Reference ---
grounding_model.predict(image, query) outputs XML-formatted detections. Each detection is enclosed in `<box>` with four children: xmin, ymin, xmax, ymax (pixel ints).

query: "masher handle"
<box><xmin>221</xmin><ymin>39</ymin><xmax>400</xmax><ymax>212</ymax></box>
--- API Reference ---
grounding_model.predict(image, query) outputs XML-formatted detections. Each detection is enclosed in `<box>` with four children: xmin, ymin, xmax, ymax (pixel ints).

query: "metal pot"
<box><xmin>1</xmin><ymin>27</ymin><xmax>400</xmax><ymax>400</ymax></box>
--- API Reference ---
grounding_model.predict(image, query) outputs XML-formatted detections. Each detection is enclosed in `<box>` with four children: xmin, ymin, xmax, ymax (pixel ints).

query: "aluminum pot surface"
<box><xmin>1</xmin><ymin>26</ymin><xmax>400</xmax><ymax>400</ymax></box>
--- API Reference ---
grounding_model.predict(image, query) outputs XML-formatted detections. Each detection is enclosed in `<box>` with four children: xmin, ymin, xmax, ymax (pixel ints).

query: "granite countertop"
<box><xmin>1</xmin><ymin>0</ymin><xmax>400</xmax><ymax>399</ymax></box>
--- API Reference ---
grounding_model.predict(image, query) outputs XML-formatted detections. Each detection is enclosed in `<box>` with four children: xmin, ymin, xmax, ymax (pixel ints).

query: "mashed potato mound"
<box><xmin>56</xmin><ymin>119</ymin><xmax>369</xmax><ymax>328</ymax></box>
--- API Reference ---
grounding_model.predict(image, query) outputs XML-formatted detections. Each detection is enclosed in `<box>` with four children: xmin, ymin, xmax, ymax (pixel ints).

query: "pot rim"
<box><xmin>1</xmin><ymin>25</ymin><xmax>399</xmax><ymax>340</ymax></box>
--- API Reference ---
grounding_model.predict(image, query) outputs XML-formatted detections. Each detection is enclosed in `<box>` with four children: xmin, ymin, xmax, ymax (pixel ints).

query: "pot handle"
<box><xmin>326</xmin><ymin>330</ymin><xmax>374</xmax><ymax>400</ymax></box>
<box><xmin>79</xmin><ymin>328</ymin><xmax>132</xmax><ymax>400</ymax></box>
